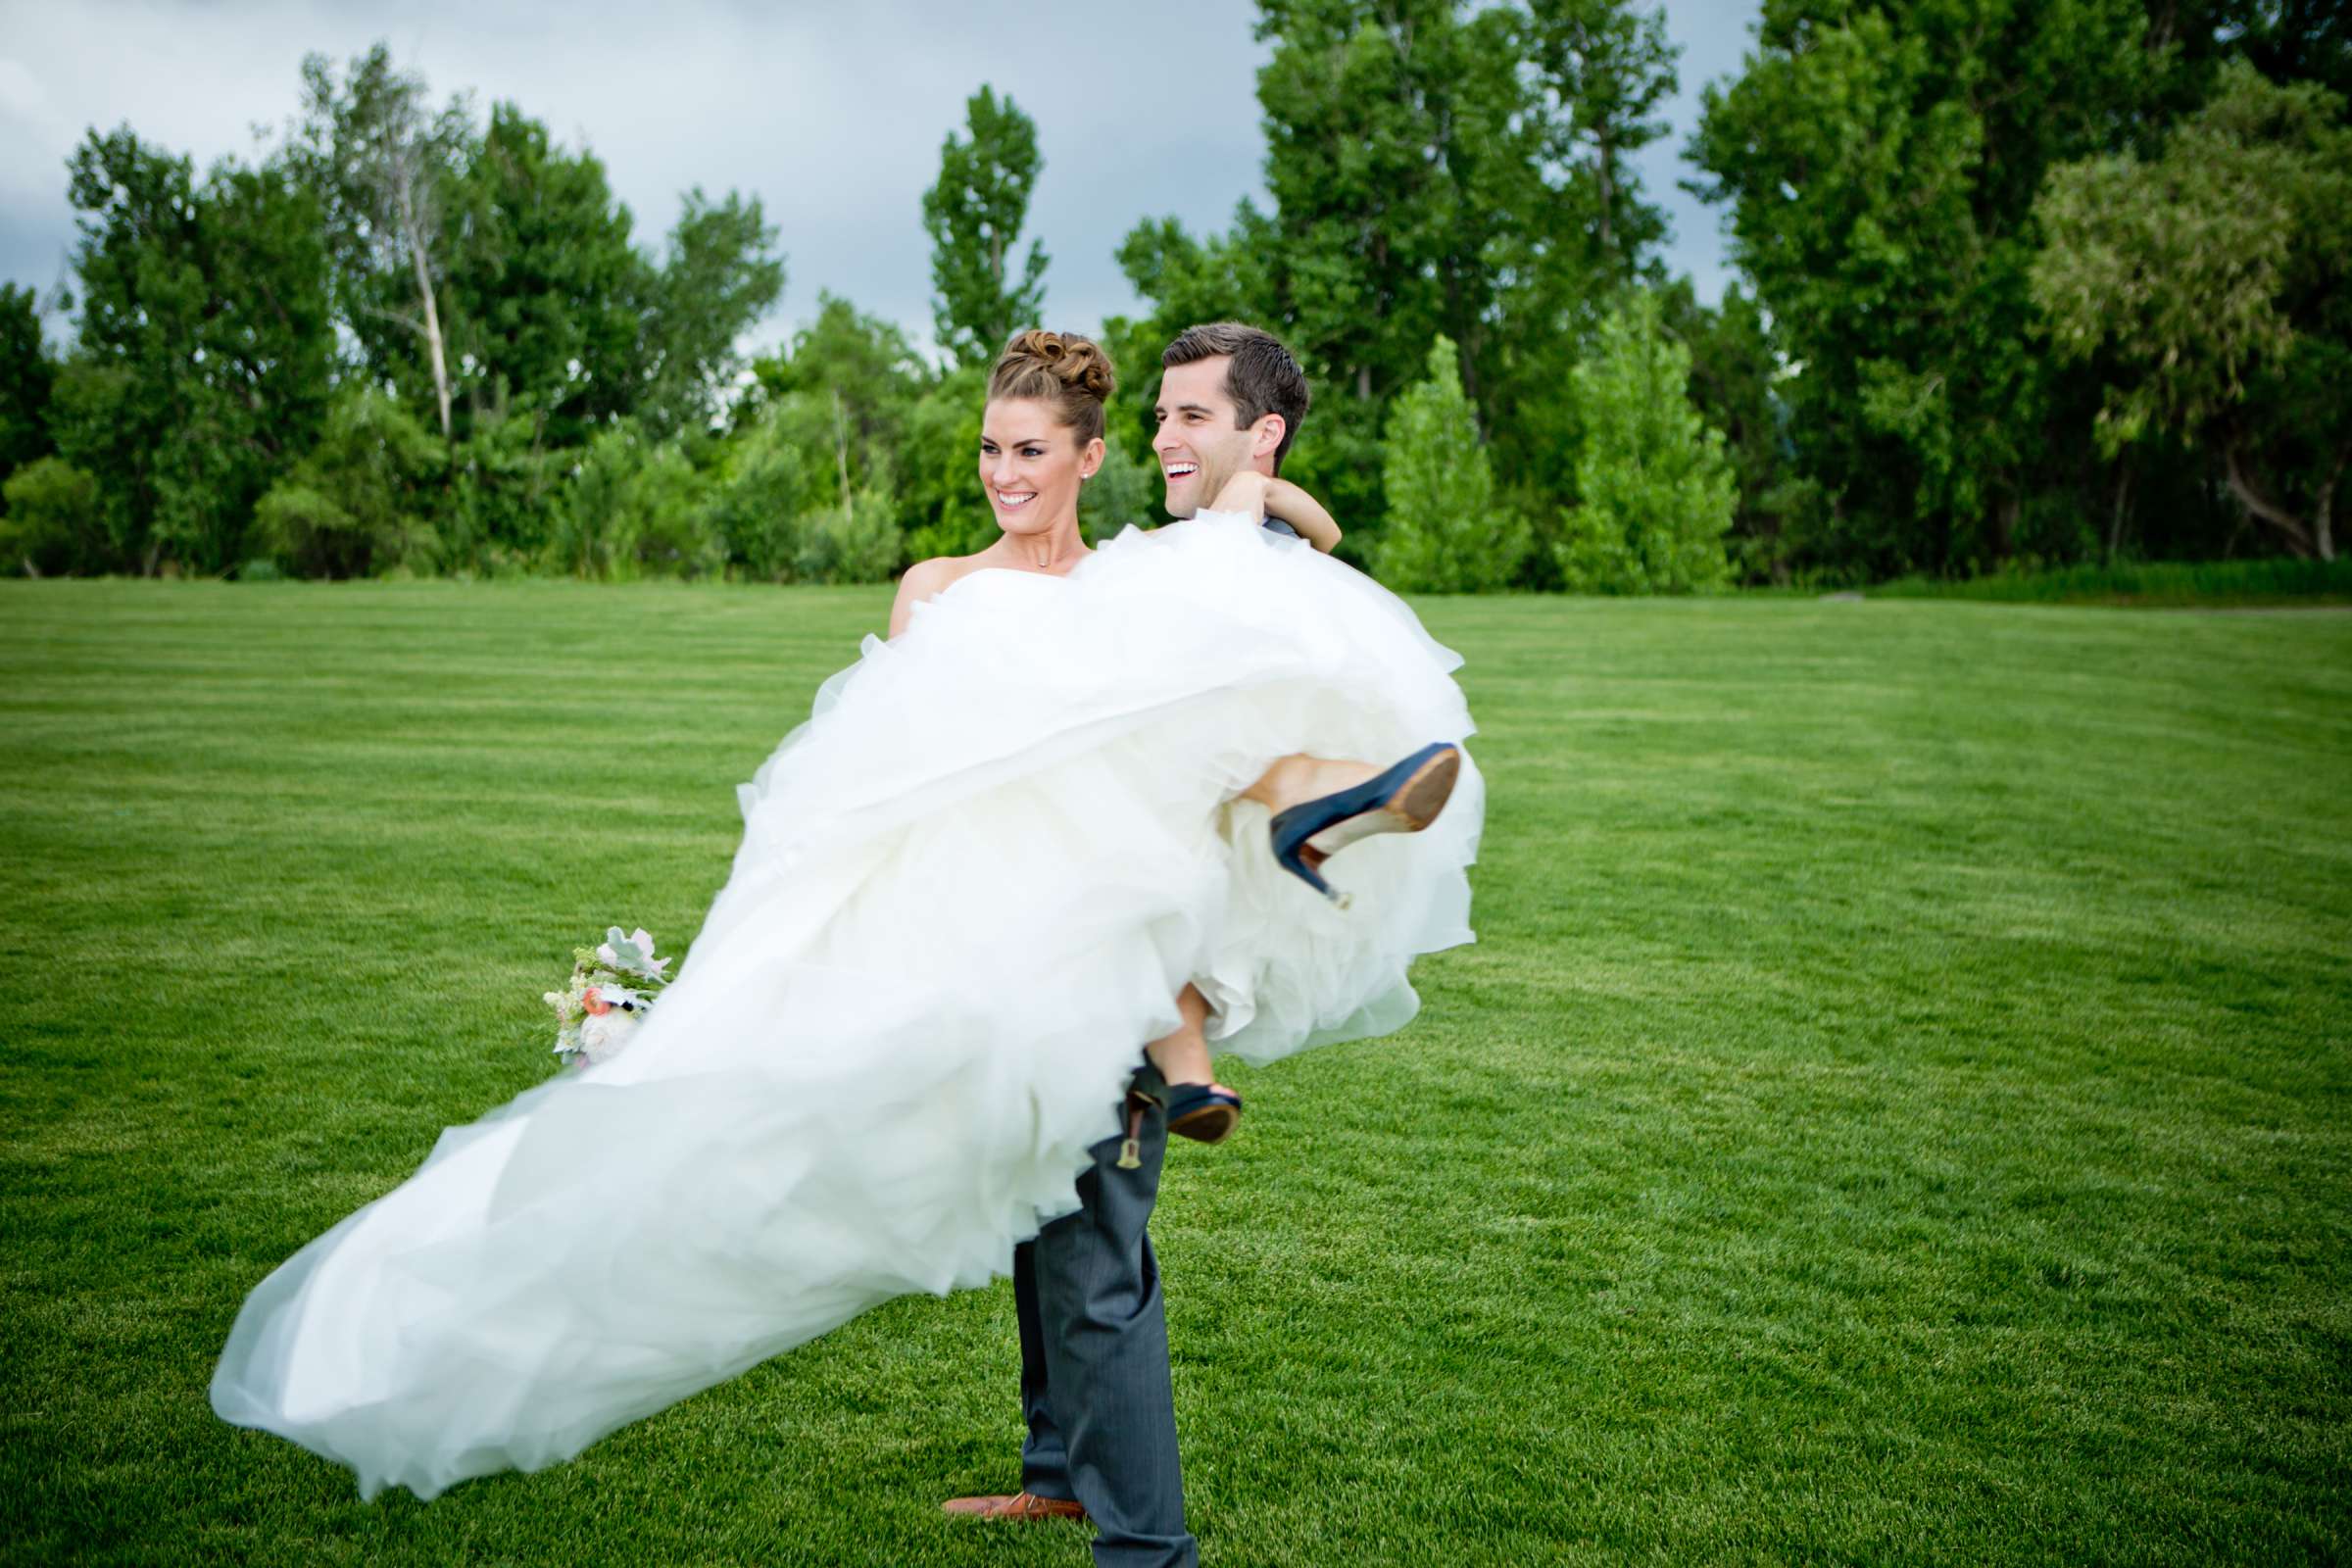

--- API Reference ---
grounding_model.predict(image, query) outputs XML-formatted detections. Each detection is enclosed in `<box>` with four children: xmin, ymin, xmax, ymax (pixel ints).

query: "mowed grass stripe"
<box><xmin>2</xmin><ymin>579</ymin><xmax>2345</xmax><ymax>1566</ymax></box>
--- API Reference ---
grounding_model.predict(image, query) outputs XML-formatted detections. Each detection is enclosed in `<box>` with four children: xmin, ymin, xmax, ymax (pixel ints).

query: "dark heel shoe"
<box><xmin>1164</xmin><ymin>1083</ymin><xmax>1243</xmax><ymax>1144</ymax></box>
<box><xmin>1268</xmin><ymin>742</ymin><xmax>1462</xmax><ymax>906</ymax></box>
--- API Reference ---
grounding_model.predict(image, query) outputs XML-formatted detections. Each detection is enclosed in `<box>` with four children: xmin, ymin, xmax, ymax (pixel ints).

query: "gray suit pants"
<box><xmin>1013</xmin><ymin>1063</ymin><xmax>1200</xmax><ymax>1567</ymax></box>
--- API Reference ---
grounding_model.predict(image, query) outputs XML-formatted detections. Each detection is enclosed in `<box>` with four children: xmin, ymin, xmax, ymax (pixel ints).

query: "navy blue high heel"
<box><xmin>1268</xmin><ymin>742</ymin><xmax>1462</xmax><ymax>907</ymax></box>
<box><xmin>1164</xmin><ymin>1083</ymin><xmax>1243</xmax><ymax>1144</ymax></box>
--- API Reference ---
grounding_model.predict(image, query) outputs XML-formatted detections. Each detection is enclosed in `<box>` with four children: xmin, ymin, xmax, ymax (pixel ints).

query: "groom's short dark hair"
<box><xmin>1162</xmin><ymin>322</ymin><xmax>1311</xmax><ymax>472</ymax></box>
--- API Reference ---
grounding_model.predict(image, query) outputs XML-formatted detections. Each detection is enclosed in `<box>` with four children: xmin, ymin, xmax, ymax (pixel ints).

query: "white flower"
<box><xmin>579</xmin><ymin>1008</ymin><xmax>641</xmax><ymax>1063</ymax></box>
<box><xmin>597</xmin><ymin>926</ymin><xmax>671</xmax><ymax>980</ymax></box>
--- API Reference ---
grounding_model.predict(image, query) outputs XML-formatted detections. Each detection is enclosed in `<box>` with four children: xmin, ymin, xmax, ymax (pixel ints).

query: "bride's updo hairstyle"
<box><xmin>988</xmin><ymin>329</ymin><xmax>1115</xmax><ymax>446</ymax></box>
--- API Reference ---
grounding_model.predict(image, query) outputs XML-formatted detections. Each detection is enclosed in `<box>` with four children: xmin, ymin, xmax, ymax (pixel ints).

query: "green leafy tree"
<box><xmin>1105</xmin><ymin>204</ymin><xmax>1284</xmax><ymax>475</ymax></box>
<box><xmin>2230</xmin><ymin>0</ymin><xmax>2352</xmax><ymax>106</ymax></box>
<box><xmin>549</xmin><ymin>423</ymin><xmax>720</xmax><ymax>579</ymax></box>
<box><xmin>1554</xmin><ymin>291</ymin><xmax>1736</xmax><ymax>593</ymax></box>
<box><xmin>1079</xmin><ymin>440</ymin><xmax>1155</xmax><ymax>543</ymax></box>
<box><xmin>899</xmin><ymin>364</ymin><xmax>994</xmax><ymax>560</ymax></box>
<box><xmin>1120</xmin><ymin>0</ymin><xmax>1681</xmax><ymax>558</ymax></box>
<box><xmin>445</xmin><ymin>104</ymin><xmax>650</xmax><ymax>449</ymax></box>
<box><xmin>1</xmin><ymin>458</ymin><xmax>99</xmax><ymax>576</ymax></box>
<box><xmin>1691</xmin><ymin>0</ymin><xmax>2166</xmax><ymax>577</ymax></box>
<box><xmin>703</xmin><ymin>406</ymin><xmax>813</xmax><ymax>581</ymax></box>
<box><xmin>705</xmin><ymin>385</ymin><xmax>905</xmax><ymax>583</ymax></box>
<box><xmin>1485</xmin><ymin>0</ymin><xmax>1680</xmax><ymax>513</ymax></box>
<box><xmin>921</xmin><ymin>87</ymin><xmax>1049</xmax><ymax>367</ymax></box>
<box><xmin>637</xmin><ymin>187</ymin><xmax>786</xmax><ymax>438</ymax></box>
<box><xmin>51</xmin><ymin>129</ymin><xmax>333</xmax><ymax>574</ymax></box>
<box><xmin>441</xmin><ymin>407</ymin><xmax>573</xmax><ymax>574</ymax></box>
<box><xmin>2033</xmin><ymin>61</ymin><xmax>2352</xmax><ymax>561</ymax></box>
<box><xmin>729</xmin><ymin>295</ymin><xmax>930</xmax><ymax>577</ymax></box>
<box><xmin>1377</xmin><ymin>335</ymin><xmax>1523</xmax><ymax>591</ymax></box>
<box><xmin>1247</xmin><ymin>0</ymin><xmax>1526</xmax><ymax>537</ymax></box>
<box><xmin>0</xmin><ymin>283</ymin><xmax>54</xmax><ymax>496</ymax></box>
<box><xmin>1253</xmin><ymin>1</ymin><xmax>1501</xmax><ymax>405</ymax></box>
<box><xmin>253</xmin><ymin>387</ymin><xmax>446</xmax><ymax>578</ymax></box>
<box><xmin>1519</xmin><ymin>0</ymin><xmax>1677</xmax><ymax>275</ymax></box>
<box><xmin>291</xmin><ymin>45</ymin><xmax>473</xmax><ymax>443</ymax></box>
<box><xmin>1659</xmin><ymin>279</ymin><xmax>1794</xmax><ymax>580</ymax></box>
<box><xmin>749</xmin><ymin>294</ymin><xmax>922</xmax><ymax>482</ymax></box>
<box><xmin>792</xmin><ymin>483</ymin><xmax>903</xmax><ymax>584</ymax></box>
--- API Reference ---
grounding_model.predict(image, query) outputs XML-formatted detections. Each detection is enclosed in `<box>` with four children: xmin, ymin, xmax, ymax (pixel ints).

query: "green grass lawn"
<box><xmin>3</xmin><ymin>580</ymin><xmax>2347</xmax><ymax>1566</ymax></box>
<box><xmin>1868</xmin><ymin>556</ymin><xmax>2352</xmax><ymax>608</ymax></box>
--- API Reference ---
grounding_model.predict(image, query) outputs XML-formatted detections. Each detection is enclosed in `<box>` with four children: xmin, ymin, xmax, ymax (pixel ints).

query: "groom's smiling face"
<box><xmin>1153</xmin><ymin>357</ymin><xmax>1262</xmax><ymax>518</ymax></box>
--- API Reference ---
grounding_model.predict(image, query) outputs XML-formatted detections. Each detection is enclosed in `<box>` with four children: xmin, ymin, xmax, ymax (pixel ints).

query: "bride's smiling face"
<box><xmin>980</xmin><ymin>399</ymin><xmax>1102</xmax><ymax>537</ymax></box>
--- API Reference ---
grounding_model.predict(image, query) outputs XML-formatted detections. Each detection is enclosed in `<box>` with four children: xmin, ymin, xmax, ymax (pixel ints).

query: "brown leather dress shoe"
<box><xmin>942</xmin><ymin>1491</ymin><xmax>1089</xmax><ymax>1521</ymax></box>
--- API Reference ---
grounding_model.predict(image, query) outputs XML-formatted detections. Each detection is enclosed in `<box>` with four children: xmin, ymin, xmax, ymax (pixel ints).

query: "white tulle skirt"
<box><xmin>210</xmin><ymin>512</ymin><xmax>1484</xmax><ymax>1498</ymax></box>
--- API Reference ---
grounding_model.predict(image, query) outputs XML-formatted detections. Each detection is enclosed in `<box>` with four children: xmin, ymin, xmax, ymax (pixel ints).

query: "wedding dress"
<box><xmin>210</xmin><ymin>512</ymin><xmax>1484</xmax><ymax>1499</ymax></box>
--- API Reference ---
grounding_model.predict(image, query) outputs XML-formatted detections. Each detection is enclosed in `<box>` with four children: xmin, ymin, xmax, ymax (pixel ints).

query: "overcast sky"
<box><xmin>0</xmin><ymin>0</ymin><xmax>1761</xmax><ymax>362</ymax></box>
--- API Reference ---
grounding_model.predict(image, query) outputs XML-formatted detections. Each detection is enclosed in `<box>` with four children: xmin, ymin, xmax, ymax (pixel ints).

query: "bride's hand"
<box><xmin>1263</xmin><ymin>479</ymin><xmax>1342</xmax><ymax>554</ymax></box>
<box><xmin>1207</xmin><ymin>471</ymin><xmax>1274</xmax><ymax>518</ymax></box>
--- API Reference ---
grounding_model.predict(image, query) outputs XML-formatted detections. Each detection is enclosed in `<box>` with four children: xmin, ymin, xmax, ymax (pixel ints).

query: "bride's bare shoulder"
<box><xmin>905</xmin><ymin>553</ymin><xmax>994</xmax><ymax>595</ymax></box>
<box><xmin>888</xmin><ymin>554</ymin><xmax>985</xmax><ymax>637</ymax></box>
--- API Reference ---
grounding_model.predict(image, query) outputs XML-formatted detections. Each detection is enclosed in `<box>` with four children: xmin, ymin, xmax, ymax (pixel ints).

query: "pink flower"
<box><xmin>582</xmin><ymin>989</ymin><xmax>611</xmax><ymax>1016</ymax></box>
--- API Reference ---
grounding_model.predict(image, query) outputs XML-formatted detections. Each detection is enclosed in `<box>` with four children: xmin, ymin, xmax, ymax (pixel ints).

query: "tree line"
<box><xmin>0</xmin><ymin>0</ymin><xmax>2343</xmax><ymax>591</ymax></box>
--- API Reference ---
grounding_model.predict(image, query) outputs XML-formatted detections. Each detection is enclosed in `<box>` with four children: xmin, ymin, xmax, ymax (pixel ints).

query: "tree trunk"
<box><xmin>2315</xmin><ymin>447</ymin><xmax>2345</xmax><ymax>564</ymax></box>
<box><xmin>2224</xmin><ymin>440</ymin><xmax>2318</xmax><ymax>558</ymax></box>
<box><xmin>831</xmin><ymin>390</ymin><xmax>855</xmax><ymax>517</ymax></box>
<box><xmin>395</xmin><ymin>169</ymin><xmax>454</xmax><ymax>445</ymax></box>
<box><xmin>1456</xmin><ymin>327</ymin><xmax>1485</xmax><ymax>441</ymax></box>
<box><xmin>2106</xmin><ymin>462</ymin><xmax>2132</xmax><ymax>564</ymax></box>
<box><xmin>1595</xmin><ymin>130</ymin><xmax>1615</xmax><ymax>264</ymax></box>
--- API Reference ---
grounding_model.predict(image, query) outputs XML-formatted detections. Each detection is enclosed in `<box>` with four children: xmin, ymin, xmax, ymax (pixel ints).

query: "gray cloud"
<box><xmin>1</xmin><ymin>0</ymin><xmax>1756</xmax><ymax>356</ymax></box>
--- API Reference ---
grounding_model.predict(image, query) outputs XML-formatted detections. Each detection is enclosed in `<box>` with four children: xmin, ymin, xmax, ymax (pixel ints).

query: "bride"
<box><xmin>210</xmin><ymin>328</ymin><xmax>1486</xmax><ymax>1502</ymax></box>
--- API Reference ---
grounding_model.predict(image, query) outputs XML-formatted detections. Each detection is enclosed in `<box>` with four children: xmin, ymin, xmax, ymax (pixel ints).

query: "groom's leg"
<box><xmin>1013</xmin><ymin>1237</ymin><xmax>1076</xmax><ymax>1499</ymax></box>
<box><xmin>1032</xmin><ymin>1064</ymin><xmax>1198</xmax><ymax>1568</ymax></box>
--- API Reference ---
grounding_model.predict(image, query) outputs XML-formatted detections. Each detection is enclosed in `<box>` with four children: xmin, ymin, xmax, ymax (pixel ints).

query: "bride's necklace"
<box><xmin>1024</xmin><ymin>532</ymin><xmax>1085</xmax><ymax>573</ymax></box>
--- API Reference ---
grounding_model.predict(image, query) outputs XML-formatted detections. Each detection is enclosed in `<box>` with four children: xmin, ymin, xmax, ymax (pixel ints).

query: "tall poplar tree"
<box><xmin>1485</xmin><ymin>0</ymin><xmax>1679</xmax><ymax>510</ymax></box>
<box><xmin>921</xmin><ymin>86</ymin><xmax>1050</xmax><ymax>367</ymax></box>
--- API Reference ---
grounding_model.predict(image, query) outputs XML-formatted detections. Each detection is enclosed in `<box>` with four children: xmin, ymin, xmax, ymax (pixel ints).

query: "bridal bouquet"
<box><xmin>545</xmin><ymin>926</ymin><xmax>674</xmax><ymax>1068</ymax></box>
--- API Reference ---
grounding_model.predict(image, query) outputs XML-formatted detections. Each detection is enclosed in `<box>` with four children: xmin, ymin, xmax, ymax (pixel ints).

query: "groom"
<box><xmin>941</xmin><ymin>322</ymin><xmax>1313</xmax><ymax>1568</ymax></box>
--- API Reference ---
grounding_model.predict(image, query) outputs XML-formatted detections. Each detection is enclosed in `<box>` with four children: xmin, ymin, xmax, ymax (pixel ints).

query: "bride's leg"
<box><xmin>1147</xmin><ymin>984</ymin><xmax>1244</xmax><ymax>1146</ymax></box>
<box><xmin>1241</xmin><ymin>744</ymin><xmax>1465</xmax><ymax>904</ymax></box>
<box><xmin>1143</xmin><ymin>984</ymin><xmax>1219</xmax><ymax>1090</ymax></box>
<box><xmin>1239</xmin><ymin>755</ymin><xmax>1379</xmax><ymax>814</ymax></box>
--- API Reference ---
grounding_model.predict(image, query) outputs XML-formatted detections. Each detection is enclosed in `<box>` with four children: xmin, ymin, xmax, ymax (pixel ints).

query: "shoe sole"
<box><xmin>1168</xmin><ymin>1102</ymin><xmax>1241</xmax><ymax>1144</ymax></box>
<box><xmin>1302</xmin><ymin>746</ymin><xmax>1462</xmax><ymax>862</ymax></box>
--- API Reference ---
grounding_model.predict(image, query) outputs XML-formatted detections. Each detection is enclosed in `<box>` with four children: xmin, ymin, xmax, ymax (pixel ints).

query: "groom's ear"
<box><xmin>1252</xmin><ymin>414</ymin><xmax>1287</xmax><ymax>465</ymax></box>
